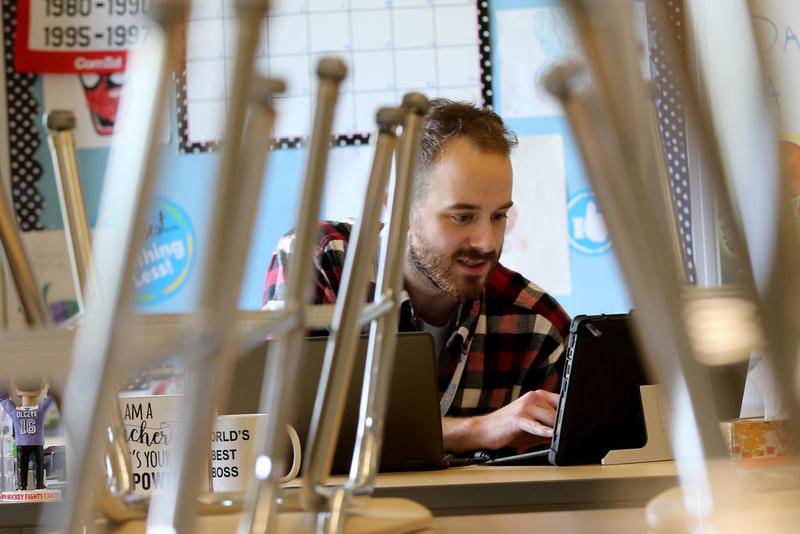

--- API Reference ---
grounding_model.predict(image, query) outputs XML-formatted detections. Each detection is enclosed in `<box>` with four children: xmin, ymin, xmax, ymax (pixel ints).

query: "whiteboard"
<box><xmin>178</xmin><ymin>0</ymin><xmax>490</xmax><ymax>152</ymax></box>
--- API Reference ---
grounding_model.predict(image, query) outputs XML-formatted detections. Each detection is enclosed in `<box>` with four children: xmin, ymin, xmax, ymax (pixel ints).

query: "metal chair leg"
<box><xmin>59</xmin><ymin>2</ymin><xmax>188</xmax><ymax>531</ymax></box>
<box><xmin>301</xmin><ymin>106</ymin><xmax>405</xmax><ymax>510</ymax></box>
<box><xmin>145</xmin><ymin>0</ymin><xmax>274</xmax><ymax>530</ymax></box>
<box><xmin>550</xmin><ymin>0</ymin><xmax>735</xmax><ymax>524</ymax></box>
<box><xmin>45</xmin><ymin>110</ymin><xmax>96</xmax><ymax>312</ymax></box>
<box><xmin>237</xmin><ymin>57</ymin><xmax>348</xmax><ymax>534</ymax></box>
<box><xmin>347</xmin><ymin>95</ymin><xmax>430</xmax><ymax>496</ymax></box>
<box><xmin>0</xmin><ymin>170</ymin><xmax>51</xmax><ymax>328</ymax></box>
<box><xmin>45</xmin><ymin>108</ymin><xmax>136</xmax><ymax>501</ymax></box>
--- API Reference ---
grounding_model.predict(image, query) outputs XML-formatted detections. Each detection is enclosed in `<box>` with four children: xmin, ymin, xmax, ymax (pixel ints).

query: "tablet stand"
<box><xmin>602</xmin><ymin>384</ymin><xmax>674</xmax><ymax>465</ymax></box>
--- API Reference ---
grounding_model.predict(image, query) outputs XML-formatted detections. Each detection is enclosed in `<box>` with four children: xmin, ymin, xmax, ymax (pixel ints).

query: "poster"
<box><xmin>42</xmin><ymin>73</ymin><xmax>170</xmax><ymax>148</ymax></box>
<box><xmin>15</xmin><ymin>0</ymin><xmax>153</xmax><ymax>73</ymax></box>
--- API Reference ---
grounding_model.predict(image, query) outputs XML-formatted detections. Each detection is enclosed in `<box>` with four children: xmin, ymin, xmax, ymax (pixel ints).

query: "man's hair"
<box><xmin>414</xmin><ymin>99</ymin><xmax>518</xmax><ymax>203</ymax></box>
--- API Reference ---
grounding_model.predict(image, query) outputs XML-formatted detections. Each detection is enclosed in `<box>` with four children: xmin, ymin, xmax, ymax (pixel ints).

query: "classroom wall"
<box><xmin>5</xmin><ymin>0</ymin><xmax>631</xmax><ymax>320</ymax></box>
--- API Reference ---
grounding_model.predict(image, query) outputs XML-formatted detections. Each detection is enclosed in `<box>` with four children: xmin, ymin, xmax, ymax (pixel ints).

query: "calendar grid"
<box><xmin>177</xmin><ymin>0</ymin><xmax>493</xmax><ymax>153</ymax></box>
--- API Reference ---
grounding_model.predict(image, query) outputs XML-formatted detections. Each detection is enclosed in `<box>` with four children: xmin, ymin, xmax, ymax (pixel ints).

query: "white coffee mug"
<box><xmin>118</xmin><ymin>394</ymin><xmax>182</xmax><ymax>497</ymax></box>
<box><xmin>210</xmin><ymin>414</ymin><xmax>301</xmax><ymax>493</ymax></box>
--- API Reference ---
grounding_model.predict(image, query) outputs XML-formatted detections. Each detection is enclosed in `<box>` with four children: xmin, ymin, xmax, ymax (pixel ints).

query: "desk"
<box><xmin>431</xmin><ymin>508</ymin><xmax>648</xmax><ymax>533</ymax></box>
<box><xmin>348</xmin><ymin>461</ymin><xmax>678</xmax><ymax>516</ymax></box>
<box><xmin>0</xmin><ymin>461</ymin><xmax>678</xmax><ymax>530</ymax></box>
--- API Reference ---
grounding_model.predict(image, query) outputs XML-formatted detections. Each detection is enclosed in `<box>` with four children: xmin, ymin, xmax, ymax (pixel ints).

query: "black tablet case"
<box><xmin>549</xmin><ymin>313</ymin><xmax>651</xmax><ymax>465</ymax></box>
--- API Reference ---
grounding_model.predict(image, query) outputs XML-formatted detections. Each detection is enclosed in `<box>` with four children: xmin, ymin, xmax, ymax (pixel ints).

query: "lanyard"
<box><xmin>439</xmin><ymin>326</ymin><xmax>472</xmax><ymax>416</ymax></box>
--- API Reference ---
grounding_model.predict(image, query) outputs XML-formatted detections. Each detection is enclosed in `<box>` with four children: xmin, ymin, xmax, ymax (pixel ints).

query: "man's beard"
<box><xmin>407</xmin><ymin>233</ymin><xmax>498</xmax><ymax>300</ymax></box>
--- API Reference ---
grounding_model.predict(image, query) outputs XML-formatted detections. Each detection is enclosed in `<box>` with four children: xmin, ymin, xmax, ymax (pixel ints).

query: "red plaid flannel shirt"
<box><xmin>263</xmin><ymin>221</ymin><xmax>571</xmax><ymax>418</ymax></box>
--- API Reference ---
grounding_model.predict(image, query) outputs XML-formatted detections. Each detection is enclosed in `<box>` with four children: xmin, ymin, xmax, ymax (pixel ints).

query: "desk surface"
<box><xmin>321</xmin><ymin>461</ymin><xmax>679</xmax><ymax>516</ymax></box>
<box><xmin>373</xmin><ymin>461</ymin><xmax>678</xmax><ymax>515</ymax></box>
<box><xmin>0</xmin><ymin>461</ymin><xmax>679</xmax><ymax>528</ymax></box>
<box><xmin>432</xmin><ymin>507</ymin><xmax>649</xmax><ymax>534</ymax></box>
<box><xmin>368</xmin><ymin>459</ymin><xmax>676</xmax><ymax>487</ymax></box>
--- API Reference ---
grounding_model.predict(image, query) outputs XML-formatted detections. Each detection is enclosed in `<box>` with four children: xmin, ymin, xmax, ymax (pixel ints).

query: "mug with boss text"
<box><xmin>210</xmin><ymin>414</ymin><xmax>301</xmax><ymax>493</ymax></box>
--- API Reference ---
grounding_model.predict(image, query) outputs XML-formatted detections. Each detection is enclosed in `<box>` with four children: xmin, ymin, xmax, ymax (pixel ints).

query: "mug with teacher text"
<box><xmin>119</xmin><ymin>394</ymin><xmax>182</xmax><ymax>497</ymax></box>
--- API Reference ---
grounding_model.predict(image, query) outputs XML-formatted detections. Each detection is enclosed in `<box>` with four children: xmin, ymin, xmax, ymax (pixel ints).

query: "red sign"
<box><xmin>14</xmin><ymin>0</ymin><xmax>153</xmax><ymax>73</ymax></box>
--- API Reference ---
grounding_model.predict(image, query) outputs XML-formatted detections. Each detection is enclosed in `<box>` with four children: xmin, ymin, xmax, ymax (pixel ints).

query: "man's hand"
<box><xmin>442</xmin><ymin>390</ymin><xmax>560</xmax><ymax>453</ymax></box>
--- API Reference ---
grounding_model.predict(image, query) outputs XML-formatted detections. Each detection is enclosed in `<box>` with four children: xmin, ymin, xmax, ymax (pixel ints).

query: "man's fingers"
<box><xmin>535</xmin><ymin>390</ymin><xmax>560</xmax><ymax>409</ymax></box>
<box><xmin>524</xmin><ymin>403</ymin><xmax>556</xmax><ymax>427</ymax></box>
<box><xmin>517</xmin><ymin>417</ymin><xmax>553</xmax><ymax>438</ymax></box>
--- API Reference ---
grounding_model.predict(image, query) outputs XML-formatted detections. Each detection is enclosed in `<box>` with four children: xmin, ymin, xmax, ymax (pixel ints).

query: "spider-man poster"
<box><xmin>42</xmin><ymin>73</ymin><xmax>169</xmax><ymax>148</ymax></box>
<box><xmin>78</xmin><ymin>72</ymin><xmax>123</xmax><ymax>136</ymax></box>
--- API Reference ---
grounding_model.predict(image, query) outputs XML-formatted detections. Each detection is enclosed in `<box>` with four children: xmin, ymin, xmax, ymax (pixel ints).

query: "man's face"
<box><xmin>407</xmin><ymin>137</ymin><xmax>513</xmax><ymax>300</ymax></box>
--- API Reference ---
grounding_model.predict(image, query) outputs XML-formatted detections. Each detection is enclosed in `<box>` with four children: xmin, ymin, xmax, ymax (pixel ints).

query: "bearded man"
<box><xmin>263</xmin><ymin>99</ymin><xmax>570</xmax><ymax>454</ymax></box>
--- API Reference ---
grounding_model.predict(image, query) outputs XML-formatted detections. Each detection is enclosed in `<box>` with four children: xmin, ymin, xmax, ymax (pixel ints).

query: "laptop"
<box><xmin>486</xmin><ymin>313</ymin><xmax>651</xmax><ymax>466</ymax></box>
<box><xmin>225</xmin><ymin>332</ymin><xmax>448</xmax><ymax>474</ymax></box>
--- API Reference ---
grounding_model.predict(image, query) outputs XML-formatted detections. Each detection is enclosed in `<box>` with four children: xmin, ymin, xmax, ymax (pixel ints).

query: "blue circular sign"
<box><xmin>133</xmin><ymin>196</ymin><xmax>196</xmax><ymax>304</ymax></box>
<box><xmin>567</xmin><ymin>190</ymin><xmax>611</xmax><ymax>255</ymax></box>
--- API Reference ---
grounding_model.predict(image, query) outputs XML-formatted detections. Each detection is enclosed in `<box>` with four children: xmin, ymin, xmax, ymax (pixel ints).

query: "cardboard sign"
<box><xmin>1</xmin><ymin>489</ymin><xmax>62</xmax><ymax>502</ymax></box>
<box><xmin>15</xmin><ymin>0</ymin><xmax>153</xmax><ymax>73</ymax></box>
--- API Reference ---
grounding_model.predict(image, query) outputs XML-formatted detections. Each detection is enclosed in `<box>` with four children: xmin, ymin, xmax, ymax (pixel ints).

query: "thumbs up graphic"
<box><xmin>569</xmin><ymin>192</ymin><xmax>613</xmax><ymax>254</ymax></box>
<box><xmin>583</xmin><ymin>200</ymin><xmax>608</xmax><ymax>243</ymax></box>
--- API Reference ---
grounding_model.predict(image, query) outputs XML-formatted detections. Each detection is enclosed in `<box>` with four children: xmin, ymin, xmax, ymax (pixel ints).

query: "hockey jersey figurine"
<box><xmin>0</xmin><ymin>382</ymin><xmax>53</xmax><ymax>490</ymax></box>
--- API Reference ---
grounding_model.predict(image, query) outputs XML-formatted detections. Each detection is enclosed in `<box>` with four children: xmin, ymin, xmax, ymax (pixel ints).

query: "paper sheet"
<box><xmin>496</xmin><ymin>7</ymin><xmax>578</xmax><ymax>119</ymax></box>
<box><xmin>4</xmin><ymin>229</ymin><xmax>78</xmax><ymax>328</ymax></box>
<box><xmin>500</xmin><ymin>135</ymin><xmax>571</xmax><ymax>295</ymax></box>
<box><xmin>319</xmin><ymin>144</ymin><xmax>376</xmax><ymax>221</ymax></box>
<box><xmin>751</xmin><ymin>0</ymin><xmax>800</xmax><ymax>137</ymax></box>
<box><xmin>497</xmin><ymin>4</ymin><xmax>649</xmax><ymax>119</ymax></box>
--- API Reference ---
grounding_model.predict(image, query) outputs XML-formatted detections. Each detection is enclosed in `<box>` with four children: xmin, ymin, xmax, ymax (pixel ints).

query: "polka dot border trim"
<box><xmin>3</xmin><ymin>0</ymin><xmax>44</xmax><ymax>231</ymax></box>
<box><xmin>646</xmin><ymin>0</ymin><xmax>697</xmax><ymax>284</ymax></box>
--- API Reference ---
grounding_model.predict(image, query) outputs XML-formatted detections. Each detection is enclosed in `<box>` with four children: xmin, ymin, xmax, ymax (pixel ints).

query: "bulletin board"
<box><xmin>2</xmin><ymin>0</ymin><xmax>699</xmax><ymax>320</ymax></box>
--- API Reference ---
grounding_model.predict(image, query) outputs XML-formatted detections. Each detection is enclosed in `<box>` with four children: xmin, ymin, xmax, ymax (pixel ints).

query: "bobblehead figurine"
<box><xmin>0</xmin><ymin>380</ymin><xmax>53</xmax><ymax>491</ymax></box>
